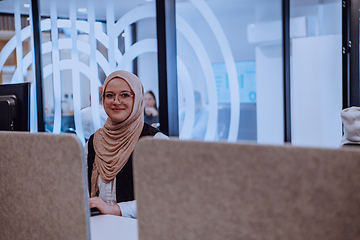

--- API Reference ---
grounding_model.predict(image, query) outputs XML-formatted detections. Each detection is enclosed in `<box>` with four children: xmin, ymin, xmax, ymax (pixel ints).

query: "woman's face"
<box><xmin>103</xmin><ymin>78</ymin><xmax>134</xmax><ymax>124</ymax></box>
<box><xmin>144</xmin><ymin>92</ymin><xmax>156</xmax><ymax>108</ymax></box>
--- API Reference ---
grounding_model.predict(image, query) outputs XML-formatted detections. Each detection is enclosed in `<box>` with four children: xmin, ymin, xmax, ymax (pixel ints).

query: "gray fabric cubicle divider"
<box><xmin>0</xmin><ymin>131</ymin><xmax>90</xmax><ymax>240</ymax></box>
<box><xmin>133</xmin><ymin>137</ymin><xmax>360</xmax><ymax>240</ymax></box>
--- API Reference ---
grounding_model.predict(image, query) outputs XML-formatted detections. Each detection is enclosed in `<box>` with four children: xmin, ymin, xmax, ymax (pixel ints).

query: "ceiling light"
<box><xmin>24</xmin><ymin>3</ymin><xmax>30</xmax><ymax>8</ymax></box>
<box><xmin>78</xmin><ymin>8</ymin><xmax>87</xmax><ymax>13</ymax></box>
<box><xmin>145</xmin><ymin>0</ymin><xmax>153</xmax><ymax>2</ymax></box>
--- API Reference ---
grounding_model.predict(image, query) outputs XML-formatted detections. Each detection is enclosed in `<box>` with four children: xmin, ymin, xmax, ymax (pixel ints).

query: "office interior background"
<box><xmin>0</xmin><ymin>0</ymin><xmax>346</xmax><ymax>148</ymax></box>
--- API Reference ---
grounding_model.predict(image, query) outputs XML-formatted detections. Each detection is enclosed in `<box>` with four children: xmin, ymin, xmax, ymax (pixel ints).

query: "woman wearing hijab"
<box><xmin>86</xmin><ymin>70</ymin><xmax>167</xmax><ymax>218</ymax></box>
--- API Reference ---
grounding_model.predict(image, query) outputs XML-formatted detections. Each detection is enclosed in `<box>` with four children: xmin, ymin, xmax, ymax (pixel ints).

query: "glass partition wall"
<box><xmin>0</xmin><ymin>0</ymin><xmax>343</xmax><ymax>148</ymax></box>
<box><xmin>175</xmin><ymin>0</ymin><xmax>342</xmax><ymax>147</ymax></box>
<box><xmin>39</xmin><ymin>0</ymin><xmax>158</xmax><ymax>145</ymax></box>
<box><xmin>0</xmin><ymin>2</ymin><xmax>36</xmax><ymax>130</ymax></box>
<box><xmin>0</xmin><ymin>0</ymin><xmax>158</xmax><ymax>145</ymax></box>
<box><xmin>176</xmin><ymin>0</ymin><xmax>283</xmax><ymax>143</ymax></box>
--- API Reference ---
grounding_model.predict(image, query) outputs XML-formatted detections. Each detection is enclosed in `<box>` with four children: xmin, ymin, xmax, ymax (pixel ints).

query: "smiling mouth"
<box><xmin>112</xmin><ymin>108</ymin><xmax>125</xmax><ymax>111</ymax></box>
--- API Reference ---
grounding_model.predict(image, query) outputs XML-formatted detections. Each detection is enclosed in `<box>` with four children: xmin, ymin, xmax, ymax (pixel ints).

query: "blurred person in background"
<box><xmin>144</xmin><ymin>90</ymin><xmax>159</xmax><ymax>128</ymax></box>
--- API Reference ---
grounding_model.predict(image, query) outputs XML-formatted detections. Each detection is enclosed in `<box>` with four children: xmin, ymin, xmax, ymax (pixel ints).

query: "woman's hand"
<box><xmin>89</xmin><ymin>197</ymin><xmax>122</xmax><ymax>216</ymax></box>
<box><xmin>145</xmin><ymin>107</ymin><xmax>158</xmax><ymax>116</ymax></box>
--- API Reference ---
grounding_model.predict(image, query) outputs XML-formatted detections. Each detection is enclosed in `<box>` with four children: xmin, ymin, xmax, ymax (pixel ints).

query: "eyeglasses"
<box><xmin>103</xmin><ymin>92</ymin><xmax>134</xmax><ymax>104</ymax></box>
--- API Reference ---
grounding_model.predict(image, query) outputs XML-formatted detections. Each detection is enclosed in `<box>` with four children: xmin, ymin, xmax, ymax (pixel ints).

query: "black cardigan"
<box><xmin>87</xmin><ymin>123</ymin><xmax>160</xmax><ymax>202</ymax></box>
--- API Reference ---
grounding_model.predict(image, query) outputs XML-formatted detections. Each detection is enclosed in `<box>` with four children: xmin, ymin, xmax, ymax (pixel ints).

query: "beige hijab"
<box><xmin>91</xmin><ymin>70</ymin><xmax>144</xmax><ymax>197</ymax></box>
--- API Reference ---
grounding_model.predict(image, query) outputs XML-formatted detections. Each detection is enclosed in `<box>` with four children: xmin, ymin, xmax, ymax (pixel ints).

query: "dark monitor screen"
<box><xmin>0</xmin><ymin>82</ymin><xmax>30</xmax><ymax>131</ymax></box>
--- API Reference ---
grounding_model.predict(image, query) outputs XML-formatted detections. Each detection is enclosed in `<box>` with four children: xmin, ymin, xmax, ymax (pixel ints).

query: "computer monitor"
<box><xmin>0</xmin><ymin>82</ymin><xmax>30</xmax><ymax>131</ymax></box>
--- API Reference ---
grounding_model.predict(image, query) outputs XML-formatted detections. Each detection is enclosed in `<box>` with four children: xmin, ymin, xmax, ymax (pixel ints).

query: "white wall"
<box><xmin>291</xmin><ymin>35</ymin><xmax>342</xmax><ymax>148</ymax></box>
<box><xmin>256</xmin><ymin>43</ymin><xmax>284</xmax><ymax>145</ymax></box>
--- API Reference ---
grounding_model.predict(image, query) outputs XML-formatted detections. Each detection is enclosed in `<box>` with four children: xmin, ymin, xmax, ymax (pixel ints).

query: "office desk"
<box><xmin>90</xmin><ymin>215</ymin><xmax>138</xmax><ymax>240</ymax></box>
